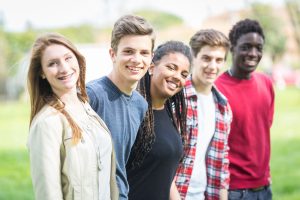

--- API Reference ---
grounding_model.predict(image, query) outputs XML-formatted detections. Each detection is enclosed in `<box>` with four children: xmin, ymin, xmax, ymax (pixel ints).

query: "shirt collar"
<box><xmin>184</xmin><ymin>75</ymin><xmax>228</xmax><ymax>106</ymax></box>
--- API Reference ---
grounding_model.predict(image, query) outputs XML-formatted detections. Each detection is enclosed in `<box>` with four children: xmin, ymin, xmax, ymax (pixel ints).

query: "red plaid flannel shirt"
<box><xmin>175</xmin><ymin>78</ymin><xmax>232</xmax><ymax>200</ymax></box>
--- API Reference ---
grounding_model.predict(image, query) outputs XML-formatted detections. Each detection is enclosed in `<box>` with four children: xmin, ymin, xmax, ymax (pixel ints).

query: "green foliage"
<box><xmin>285</xmin><ymin>0</ymin><xmax>300</xmax><ymax>50</ymax></box>
<box><xmin>134</xmin><ymin>9</ymin><xmax>183</xmax><ymax>30</ymax></box>
<box><xmin>4</xmin><ymin>31</ymin><xmax>37</xmax><ymax>76</ymax></box>
<box><xmin>0</xmin><ymin>29</ymin><xmax>9</xmax><ymax>78</ymax></box>
<box><xmin>48</xmin><ymin>24</ymin><xmax>97</xmax><ymax>43</ymax></box>
<box><xmin>249</xmin><ymin>3</ymin><xmax>286</xmax><ymax>62</ymax></box>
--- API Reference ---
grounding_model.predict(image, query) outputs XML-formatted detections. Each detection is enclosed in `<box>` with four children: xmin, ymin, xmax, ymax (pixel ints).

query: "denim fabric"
<box><xmin>229</xmin><ymin>186</ymin><xmax>272</xmax><ymax>200</ymax></box>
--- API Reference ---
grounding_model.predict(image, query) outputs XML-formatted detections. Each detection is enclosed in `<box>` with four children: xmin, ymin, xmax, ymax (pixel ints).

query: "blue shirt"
<box><xmin>87</xmin><ymin>76</ymin><xmax>147</xmax><ymax>200</ymax></box>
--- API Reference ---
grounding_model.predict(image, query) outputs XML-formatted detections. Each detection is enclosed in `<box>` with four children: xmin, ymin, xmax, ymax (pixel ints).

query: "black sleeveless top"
<box><xmin>127</xmin><ymin>107</ymin><xmax>183</xmax><ymax>200</ymax></box>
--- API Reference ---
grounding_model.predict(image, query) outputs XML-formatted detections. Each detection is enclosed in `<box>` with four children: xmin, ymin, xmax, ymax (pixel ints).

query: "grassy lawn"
<box><xmin>0</xmin><ymin>87</ymin><xmax>299</xmax><ymax>199</ymax></box>
<box><xmin>0</xmin><ymin>101</ymin><xmax>34</xmax><ymax>199</ymax></box>
<box><xmin>270</xmin><ymin>87</ymin><xmax>300</xmax><ymax>200</ymax></box>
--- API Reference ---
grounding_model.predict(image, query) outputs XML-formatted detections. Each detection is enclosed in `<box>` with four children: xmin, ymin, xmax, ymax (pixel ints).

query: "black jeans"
<box><xmin>228</xmin><ymin>185</ymin><xmax>272</xmax><ymax>200</ymax></box>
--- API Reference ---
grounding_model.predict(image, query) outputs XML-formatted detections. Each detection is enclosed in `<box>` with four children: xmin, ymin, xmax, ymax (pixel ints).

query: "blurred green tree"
<box><xmin>285</xmin><ymin>0</ymin><xmax>300</xmax><ymax>53</ymax></box>
<box><xmin>5</xmin><ymin>30</ymin><xmax>37</xmax><ymax>75</ymax></box>
<box><xmin>50</xmin><ymin>24</ymin><xmax>97</xmax><ymax>43</ymax></box>
<box><xmin>250</xmin><ymin>3</ymin><xmax>287</xmax><ymax>63</ymax></box>
<box><xmin>134</xmin><ymin>9</ymin><xmax>183</xmax><ymax>30</ymax></box>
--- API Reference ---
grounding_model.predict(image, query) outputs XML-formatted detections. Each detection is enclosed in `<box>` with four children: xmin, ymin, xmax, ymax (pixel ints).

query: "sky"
<box><xmin>0</xmin><ymin>0</ymin><xmax>284</xmax><ymax>32</ymax></box>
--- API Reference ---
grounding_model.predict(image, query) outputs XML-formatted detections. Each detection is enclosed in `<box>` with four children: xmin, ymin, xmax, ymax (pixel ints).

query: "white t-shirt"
<box><xmin>186</xmin><ymin>92</ymin><xmax>215</xmax><ymax>200</ymax></box>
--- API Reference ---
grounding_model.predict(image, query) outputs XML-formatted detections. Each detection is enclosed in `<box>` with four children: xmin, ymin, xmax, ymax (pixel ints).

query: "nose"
<box><xmin>207</xmin><ymin>59</ymin><xmax>217</xmax><ymax>69</ymax></box>
<box><xmin>173</xmin><ymin>71</ymin><xmax>185</xmax><ymax>85</ymax></box>
<box><xmin>130</xmin><ymin>53</ymin><xmax>142</xmax><ymax>63</ymax></box>
<box><xmin>248</xmin><ymin>47</ymin><xmax>258</xmax><ymax>57</ymax></box>
<box><xmin>58</xmin><ymin>60</ymin><xmax>69</xmax><ymax>73</ymax></box>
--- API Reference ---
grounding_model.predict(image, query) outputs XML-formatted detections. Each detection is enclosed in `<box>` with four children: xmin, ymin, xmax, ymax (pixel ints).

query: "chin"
<box><xmin>245</xmin><ymin>66</ymin><xmax>257</xmax><ymax>73</ymax></box>
<box><xmin>128</xmin><ymin>74</ymin><xmax>143</xmax><ymax>81</ymax></box>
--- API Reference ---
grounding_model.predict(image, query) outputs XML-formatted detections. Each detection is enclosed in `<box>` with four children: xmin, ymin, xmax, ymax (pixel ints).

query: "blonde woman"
<box><xmin>27</xmin><ymin>33</ymin><xmax>118</xmax><ymax>200</ymax></box>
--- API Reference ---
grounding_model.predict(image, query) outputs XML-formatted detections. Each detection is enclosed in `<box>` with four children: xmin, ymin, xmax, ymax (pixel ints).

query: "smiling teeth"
<box><xmin>58</xmin><ymin>74</ymin><xmax>72</xmax><ymax>80</ymax></box>
<box><xmin>128</xmin><ymin>66</ymin><xmax>141</xmax><ymax>72</ymax></box>
<box><xmin>168</xmin><ymin>82</ymin><xmax>177</xmax><ymax>89</ymax></box>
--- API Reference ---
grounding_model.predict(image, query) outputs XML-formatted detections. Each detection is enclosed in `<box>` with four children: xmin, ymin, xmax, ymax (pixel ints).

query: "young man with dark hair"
<box><xmin>87</xmin><ymin>14</ymin><xmax>155</xmax><ymax>200</ymax></box>
<box><xmin>215</xmin><ymin>19</ymin><xmax>274</xmax><ymax>200</ymax></box>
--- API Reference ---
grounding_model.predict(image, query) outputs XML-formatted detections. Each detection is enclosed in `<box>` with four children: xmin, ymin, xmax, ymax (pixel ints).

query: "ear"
<box><xmin>41</xmin><ymin>74</ymin><xmax>46</xmax><ymax>79</ymax></box>
<box><xmin>148</xmin><ymin>63</ymin><xmax>155</xmax><ymax>75</ymax></box>
<box><xmin>109</xmin><ymin>48</ymin><xmax>116</xmax><ymax>63</ymax></box>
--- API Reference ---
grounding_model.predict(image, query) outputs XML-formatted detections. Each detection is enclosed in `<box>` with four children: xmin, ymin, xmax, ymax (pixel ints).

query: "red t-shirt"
<box><xmin>215</xmin><ymin>72</ymin><xmax>275</xmax><ymax>189</ymax></box>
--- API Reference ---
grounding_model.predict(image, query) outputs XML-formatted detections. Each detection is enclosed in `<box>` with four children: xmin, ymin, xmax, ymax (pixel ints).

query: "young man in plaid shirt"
<box><xmin>171</xmin><ymin>29</ymin><xmax>232</xmax><ymax>200</ymax></box>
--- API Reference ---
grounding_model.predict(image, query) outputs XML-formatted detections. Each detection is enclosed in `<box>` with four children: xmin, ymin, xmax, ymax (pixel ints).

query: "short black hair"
<box><xmin>229</xmin><ymin>18</ymin><xmax>265</xmax><ymax>50</ymax></box>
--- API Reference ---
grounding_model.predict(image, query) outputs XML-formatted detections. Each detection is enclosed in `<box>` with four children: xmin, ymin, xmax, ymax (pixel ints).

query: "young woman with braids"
<box><xmin>27</xmin><ymin>33</ymin><xmax>118</xmax><ymax>200</ymax></box>
<box><xmin>126</xmin><ymin>40</ymin><xmax>192</xmax><ymax>200</ymax></box>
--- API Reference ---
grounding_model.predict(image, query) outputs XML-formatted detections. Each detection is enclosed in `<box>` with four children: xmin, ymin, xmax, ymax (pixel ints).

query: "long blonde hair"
<box><xmin>27</xmin><ymin>33</ymin><xmax>87</xmax><ymax>144</ymax></box>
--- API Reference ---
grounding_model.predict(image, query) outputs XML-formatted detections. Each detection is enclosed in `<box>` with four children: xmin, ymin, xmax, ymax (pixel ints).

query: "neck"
<box><xmin>228</xmin><ymin>67</ymin><xmax>252</xmax><ymax>80</ymax></box>
<box><xmin>60</xmin><ymin>94</ymin><xmax>81</xmax><ymax>106</ymax></box>
<box><xmin>55</xmin><ymin>88</ymin><xmax>81</xmax><ymax>105</ymax></box>
<box><xmin>151</xmin><ymin>98</ymin><xmax>165</xmax><ymax>110</ymax></box>
<box><xmin>108</xmin><ymin>72</ymin><xmax>137</xmax><ymax>96</ymax></box>
<box><xmin>191</xmin><ymin>76</ymin><xmax>212</xmax><ymax>95</ymax></box>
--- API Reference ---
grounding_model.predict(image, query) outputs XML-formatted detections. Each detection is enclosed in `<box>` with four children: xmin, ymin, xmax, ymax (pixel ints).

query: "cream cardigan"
<box><xmin>28</xmin><ymin>103</ymin><xmax>118</xmax><ymax>200</ymax></box>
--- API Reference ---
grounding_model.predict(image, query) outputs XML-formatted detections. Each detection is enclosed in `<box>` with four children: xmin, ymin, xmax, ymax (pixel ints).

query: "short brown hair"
<box><xmin>111</xmin><ymin>14</ymin><xmax>155</xmax><ymax>52</ymax></box>
<box><xmin>189</xmin><ymin>29</ymin><xmax>230</xmax><ymax>58</ymax></box>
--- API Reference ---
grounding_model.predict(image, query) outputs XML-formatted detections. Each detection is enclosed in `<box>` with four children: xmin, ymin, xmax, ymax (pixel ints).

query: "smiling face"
<box><xmin>232</xmin><ymin>32</ymin><xmax>264</xmax><ymax>77</ymax></box>
<box><xmin>149</xmin><ymin>52</ymin><xmax>190</xmax><ymax>101</ymax></box>
<box><xmin>191</xmin><ymin>45</ymin><xmax>227</xmax><ymax>91</ymax></box>
<box><xmin>41</xmin><ymin>44</ymin><xmax>79</xmax><ymax>97</ymax></box>
<box><xmin>109</xmin><ymin>35</ymin><xmax>153</xmax><ymax>86</ymax></box>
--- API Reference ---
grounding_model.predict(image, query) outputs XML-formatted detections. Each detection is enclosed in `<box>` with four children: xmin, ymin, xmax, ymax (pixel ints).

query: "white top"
<box><xmin>186</xmin><ymin>92</ymin><xmax>215</xmax><ymax>200</ymax></box>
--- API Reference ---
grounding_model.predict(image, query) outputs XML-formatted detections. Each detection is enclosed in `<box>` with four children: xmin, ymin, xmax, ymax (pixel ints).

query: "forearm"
<box><xmin>170</xmin><ymin>180</ymin><xmax>181</xmax><ymax>200</ymax></box>
<box><xmin>220</xmin><ymin>189</ymin><xmax>228</xmax><ymax>200</ymax></box>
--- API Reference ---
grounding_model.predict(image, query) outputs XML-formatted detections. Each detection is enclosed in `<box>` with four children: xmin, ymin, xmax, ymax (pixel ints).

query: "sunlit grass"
<box><xmin>0</xmin><ymin>101</ymin><xmax>34</xmax><ymax>199</ymax></box>
<box><xmin>270</xmin><ymin>87</ymin><xmax>300</xmax><ymax>200</ymax></box>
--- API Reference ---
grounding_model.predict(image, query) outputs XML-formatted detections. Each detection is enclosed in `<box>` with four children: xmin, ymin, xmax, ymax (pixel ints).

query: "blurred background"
<box><xmin>0</xmin><ymin>0</ymin><xmax>299</xmax><ymax>199</ymax></box>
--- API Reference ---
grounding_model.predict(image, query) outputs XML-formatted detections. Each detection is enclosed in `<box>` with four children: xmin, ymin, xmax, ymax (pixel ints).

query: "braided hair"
<box><xmin>128</xmin><ymin>40</ymin><xmax>192</xmax><ymax>169</ymax></box>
